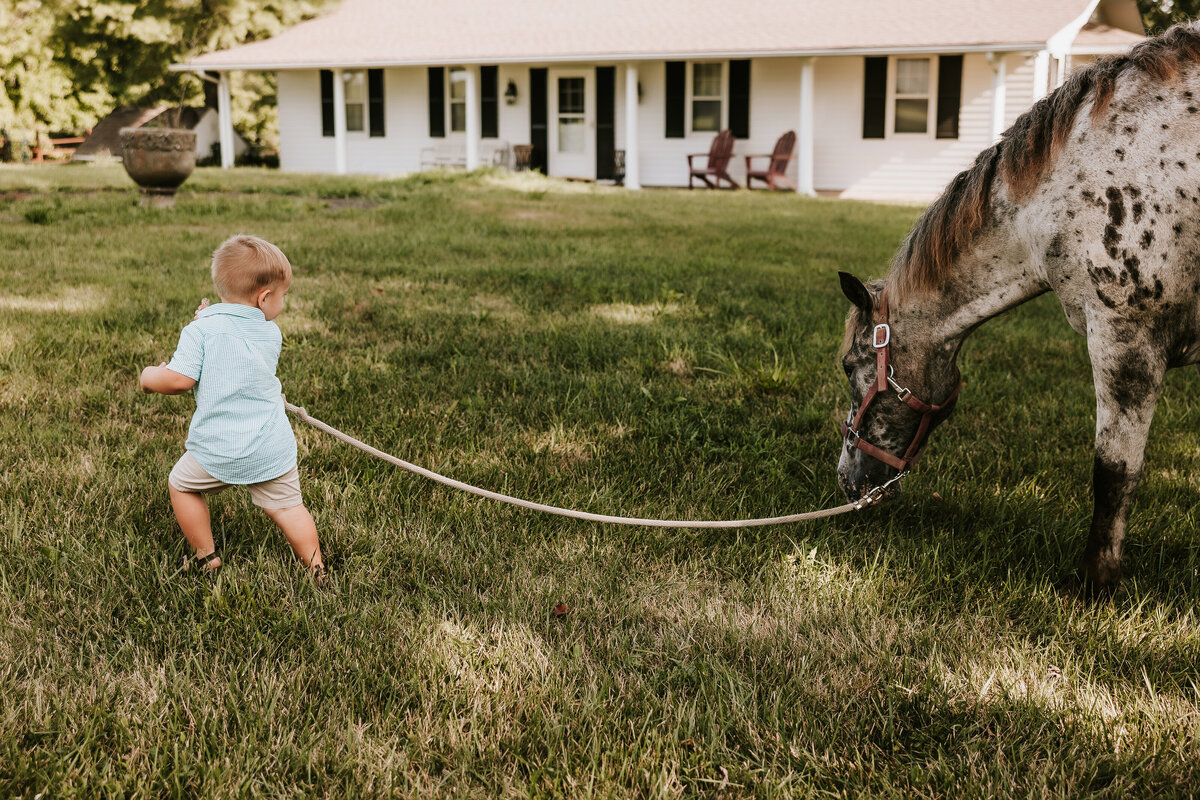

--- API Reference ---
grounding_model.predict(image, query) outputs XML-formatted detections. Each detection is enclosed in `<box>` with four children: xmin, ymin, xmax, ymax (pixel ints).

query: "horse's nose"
<box><xmin>837</xmin><ymin>466</ymin><xmax>861</xmax><ymax>500</ymax></box>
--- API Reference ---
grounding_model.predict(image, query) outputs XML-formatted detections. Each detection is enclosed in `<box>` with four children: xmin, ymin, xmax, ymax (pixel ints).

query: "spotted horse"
<box><xmin>837</xmin><ymin>22</ymin><xmax>1200</xmax><ymax>595</ymax></box>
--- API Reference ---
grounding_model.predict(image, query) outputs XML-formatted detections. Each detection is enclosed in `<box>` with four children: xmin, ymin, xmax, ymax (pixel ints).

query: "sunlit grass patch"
<box><xmin>589</xmin><ymin>301</ymin><xmax>683</xmax><ymax>324</ymax></box>
<box><xmin>0</xmin><ymin>284</ymin><xmax>109</xmax><ymax>313</ymax></box>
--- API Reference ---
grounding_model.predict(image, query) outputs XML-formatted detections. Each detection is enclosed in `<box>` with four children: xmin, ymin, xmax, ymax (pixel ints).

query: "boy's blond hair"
<box><xmin>211</xmin><ymin>235</ymin><xmax>292</xmax><ymax>301</ymax></box>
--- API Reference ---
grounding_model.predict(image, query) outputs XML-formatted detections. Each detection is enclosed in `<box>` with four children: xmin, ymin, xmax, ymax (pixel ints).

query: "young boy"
<box><xmin>140</xmin><ymin>234</ymin><xmax>326</xmax><ymax>581</ymax></box>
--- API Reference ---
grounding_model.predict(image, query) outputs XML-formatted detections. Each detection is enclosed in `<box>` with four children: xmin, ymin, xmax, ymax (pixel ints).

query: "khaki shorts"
<box><xmin>168</xmin><ymin>451</ymin><xmax>303</xmax><ymax>510</ymax></box>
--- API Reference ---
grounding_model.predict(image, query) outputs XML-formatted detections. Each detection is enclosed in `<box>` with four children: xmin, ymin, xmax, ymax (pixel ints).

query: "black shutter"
<box><xmin>596</xmin><ymin>66</ymin><xmax>615</xmax><ymax>180</ymax></box>
<box><xmin>936</xmin><ymin>55</ymin><xmax>963</xmax><ymax>139</ymax></box>
<box><xmin>481</xmin><ymin>65</ymin><xmax>498</xmax><ymax>139</ymax></box>
<box><xmin>428</xmin><ymin>67</ymin><xmax>445</xmax><ymax>138</ymax></box>
<box><xmin>368</xmin><ymin>69</ymin><xmax>385</xmax><ymax>137</ymax></box>
<box><xmin>665</xmin><ymin>61</ymin><xmax>685</xmax><ymax>138</ymax></box>
<box><xmin>862</xmin><ymin>57</ymin><xmax>887</xmax><ymax>139</ymax></box>
<box><xmin>530</xmin><ymin>68</ymin><xmax>548</xmax><ymax>173</ymax></box>
<box><xmin>729</xmin><ymin>59</ymin><xmax>751</xmax><ymax>139</ymax></box>
<box><xmin>320</xmin><ymin>69</ymin><xmax>334</xmax><ymax>137</ymax></box>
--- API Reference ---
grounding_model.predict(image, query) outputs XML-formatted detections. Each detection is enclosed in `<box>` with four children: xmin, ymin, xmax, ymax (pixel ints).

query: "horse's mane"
<box><xmin>888</xmin><ymin>23</ymin><xmax>1200</xmax><ymax>302</ymax></box>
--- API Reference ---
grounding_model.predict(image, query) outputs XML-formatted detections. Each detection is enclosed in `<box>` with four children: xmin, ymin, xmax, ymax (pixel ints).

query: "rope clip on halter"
<box><xmin>885</xmin><ymin>366</ymin><xmax>912</xmax><ymax>403</ymax></box>
<box><xmin>853</xmin><ymin>471</ymin><xmax>908</xmax><ymax>510</ymax></box>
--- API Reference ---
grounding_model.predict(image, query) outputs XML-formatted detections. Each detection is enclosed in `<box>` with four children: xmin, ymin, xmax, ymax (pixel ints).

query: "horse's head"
<box><xmin>836</xmin><ymin>272</ymin><xmax>961</xmax><ymax>503</ymax></box>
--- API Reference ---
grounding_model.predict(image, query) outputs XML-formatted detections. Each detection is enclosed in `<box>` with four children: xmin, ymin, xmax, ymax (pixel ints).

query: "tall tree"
<box><xmin>0</xmin><ymin>0</ymin><xmax>103</xmax><ymax>137</ymax></box>
<box><xmin>1</xmin><ymin>0</ymin><xmax>333</xmax><ymax>147</ymax></box>
<box><xmin>1138</xmin><ymin>0</ymin><xmax>1200</xmax><ymax>33</ymax></box>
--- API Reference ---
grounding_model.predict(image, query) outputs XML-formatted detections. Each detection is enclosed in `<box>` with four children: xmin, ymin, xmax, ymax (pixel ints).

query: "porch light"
<box><xmin>504</xmin><ymin>80</ymin><xmax>518</xmax><ymax>105</ymax></box>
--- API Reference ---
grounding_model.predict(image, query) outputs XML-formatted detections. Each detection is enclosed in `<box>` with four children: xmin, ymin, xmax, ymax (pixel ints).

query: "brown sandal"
<box><xmin>191</xmin><ymin>549</ymin><xmax>221</xmax><ymax>573</ymax></box>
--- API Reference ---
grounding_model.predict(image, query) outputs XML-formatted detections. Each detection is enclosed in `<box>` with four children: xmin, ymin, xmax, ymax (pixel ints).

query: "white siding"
<box><xmin>813</xmin><ymin>53</ymin><xmax>1038</xmax><ymax>199</ymax></box>
<box><xmin>277</xmin><ymin>70</ymin><xmax>331</xmax><ymax>172</ymax></box>
<box><xmin>497</xmin><ymin>65</ymin><xmax>531</xmax><ymax>147</ymax></box>
<box><xmin>274</xmin><ymin>53</ymin><xmax>1041</xmax><ymax>198</ymax></box>
<box><xmin>279</xmin><ymin>66</ymin><xmax>483</xmax><ymax>174</ymax></box>
<box><xmin>1004</xmin><ymin>52</ymin><xmax>1038</xmax><ymax>128</ymax></box>
<box><xmin>346</xmin><ymin>67</ymin><xmax>428</xmax><ymax>174</ymax></box>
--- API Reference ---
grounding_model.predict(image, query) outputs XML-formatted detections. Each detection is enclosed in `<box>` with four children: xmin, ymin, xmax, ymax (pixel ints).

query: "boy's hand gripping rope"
<box><xmin>284</xmin><ymin>400</ymin><xmax>897</xmax><ymax>527</ymax></box>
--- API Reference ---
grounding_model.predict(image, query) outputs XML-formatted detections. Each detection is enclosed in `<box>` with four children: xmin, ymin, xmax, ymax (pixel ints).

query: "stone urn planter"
<box><xmin>120</xmin><ymin>127</ymin><xmax>196</xmax><ymax>208</ymax></box>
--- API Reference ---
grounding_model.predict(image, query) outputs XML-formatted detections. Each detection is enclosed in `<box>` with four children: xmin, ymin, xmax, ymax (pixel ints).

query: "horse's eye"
<box><xmin>842</xmin><ymin>362</ymin><xmax>854</xmax><ymax>378</ymax></box>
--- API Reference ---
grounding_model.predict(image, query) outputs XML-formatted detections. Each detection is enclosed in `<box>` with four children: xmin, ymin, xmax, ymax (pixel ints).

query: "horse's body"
<box><xmin>837</xmin><ymin>23</ymin><xmax>1200</xmax><ymax>593</ymax></box>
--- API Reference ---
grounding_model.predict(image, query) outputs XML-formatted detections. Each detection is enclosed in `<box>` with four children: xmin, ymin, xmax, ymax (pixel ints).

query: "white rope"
<box><xmin>285</xmin><ymin>400</ymin><xmax>876</xmax><ymax>528</ymax></box>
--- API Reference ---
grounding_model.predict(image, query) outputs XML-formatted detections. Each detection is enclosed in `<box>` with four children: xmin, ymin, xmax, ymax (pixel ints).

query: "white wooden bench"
<box><xmin>419</xmin><ymin>140</ymin><xmax>511</xmax><ymax>170</ymax></box>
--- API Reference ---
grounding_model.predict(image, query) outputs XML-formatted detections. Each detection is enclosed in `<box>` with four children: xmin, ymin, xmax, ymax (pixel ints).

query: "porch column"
<box><xmin>1059</xmin><ymin>54</ymin><xmax>1073</xmax><ymax>86</ymax></box>
<box><xmin>1032</xmin><ymin>50</ymin><xmax>1050</xmax><ymax>101</ymax></box>
<box><xmin>217</xmin><ymin>71</ymin><xmax>234</xmax><ymax>169</ymax></box>
<box><xmin>624</xmin><ymin>63</ymin><xmax>641</xmax><ymax>190</ymax></box>
<box><xmin>332</xmin><ymin>68</ymin><xmax>347</xmax><ymax>174</ymax></box>
<box><xmin>465</xmin><ymin>67</ymin><xmax>480</xmax><ymax>170</ymax></box>
<box><xmin>987</xmin><ymin>52</ymin><xmax>1007</xmax><ymax>143</ymax></box>
<box><xmin>797</xmin><ymin>57</ymin><xmax>816</xmax><ymax>197</ymax></box>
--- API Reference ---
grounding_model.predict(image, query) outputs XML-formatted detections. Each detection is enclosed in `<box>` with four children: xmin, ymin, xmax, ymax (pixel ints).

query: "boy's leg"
<box><xmin>263</xmin><ymin>504</ymin><xmax>324</xmax><ymax>570</ymax></box>
<box><xmin>169</xmin><ymin>485</ymin><xmax>222</xmax><ymax>569</ymax></box>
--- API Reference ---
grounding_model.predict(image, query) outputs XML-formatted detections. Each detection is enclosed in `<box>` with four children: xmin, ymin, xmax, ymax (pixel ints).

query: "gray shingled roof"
<box><xmin>177</xmin><ymin>0</ymin><xmax>1142</xmax><ymax>71</ymax></box>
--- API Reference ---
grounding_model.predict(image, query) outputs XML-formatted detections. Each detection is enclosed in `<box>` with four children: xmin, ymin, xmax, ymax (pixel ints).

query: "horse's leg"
<box><xmin>1080</xmin><ymin>332</ymin><xmax>1167</xmax><ymax>594</ymax></box>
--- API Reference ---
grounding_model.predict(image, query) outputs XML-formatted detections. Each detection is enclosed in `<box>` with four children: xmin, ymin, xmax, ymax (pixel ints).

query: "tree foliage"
<box><xmin>1</xmin><ymin>0</ymin><xmax>333</xmax><ymax>146</ymax></box>
<box><xmin>1138</xmin><ymin>0</ymin><xmax>1200</xmax><ymax>32</ymax></box>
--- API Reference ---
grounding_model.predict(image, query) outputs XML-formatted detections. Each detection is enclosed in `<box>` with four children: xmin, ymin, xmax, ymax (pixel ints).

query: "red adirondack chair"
<box><xmin>687</xmin><ymin>129</ymin><xmax>738</xmax><ymax>189</ymax></box>
<box><xmin>745</xmin><ymin>131</ymin><xmax>797</xmax><ymax>190</ymax></box>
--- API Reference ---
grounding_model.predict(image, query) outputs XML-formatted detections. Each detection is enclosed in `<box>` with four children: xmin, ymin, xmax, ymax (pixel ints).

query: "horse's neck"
<box><xmin>899</xmin><ymin>215</ymin><xmax>1049</xmax><ymax>360</ymax></box>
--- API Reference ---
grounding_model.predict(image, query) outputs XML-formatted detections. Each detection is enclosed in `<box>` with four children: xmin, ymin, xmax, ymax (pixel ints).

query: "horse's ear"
<box><xmin>838</xmin><ymin>272</ymin><xmax>873</xmax><ymax>314</ymax></box>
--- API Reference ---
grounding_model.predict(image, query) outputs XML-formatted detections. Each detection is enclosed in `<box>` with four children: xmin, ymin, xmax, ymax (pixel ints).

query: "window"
<box><xmin>322</xmin><ymin>69</ymin><xmax>384</xmax><ymax>137</ymax></box>
<box><xmin>449</xmin><ymin>68</ymin><xmax>467</xmax><ymax>133</ymax></box>
<box><xmin>893</xmin><ymin>58</ymin><xmax>930</xmax><ymax>134</ymax></box>
<box><xmin>863</xmin><ymin>56</ymin><xmax>960</xmax><ymax>140</ymax></box>
<box><xmin>691</xmin><ymin>62</ymin><xmax>723</xmax><ymax>132</ymax></box>
<box><xmin>343</xmin><ymin>70</ymin><xmax>365</xmax><ymax>132</ymax></box>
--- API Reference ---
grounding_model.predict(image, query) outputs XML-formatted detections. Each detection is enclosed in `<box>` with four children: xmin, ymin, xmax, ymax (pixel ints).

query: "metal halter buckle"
<box><xmin>844</xmin><ymin>424</ymin><xmax>861</xmax><ymax>447</ymax></box>
<box><xmin>873</xmin><ymin>323</ymin><xmax>891</xmax><ymax>348</ymax></box>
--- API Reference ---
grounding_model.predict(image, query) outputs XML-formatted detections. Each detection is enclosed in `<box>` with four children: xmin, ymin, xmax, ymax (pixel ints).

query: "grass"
<box><xmin>2</xmin><ymin>162</ymin><xmax>1199</xmax><ymax>798</ymax></box>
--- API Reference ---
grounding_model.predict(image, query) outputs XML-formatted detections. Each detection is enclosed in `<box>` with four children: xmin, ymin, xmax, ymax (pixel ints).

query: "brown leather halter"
<box><xmin>841</xmin><ymin>294</ymin><xmax>961</xmax><ymax>473</ymax></box>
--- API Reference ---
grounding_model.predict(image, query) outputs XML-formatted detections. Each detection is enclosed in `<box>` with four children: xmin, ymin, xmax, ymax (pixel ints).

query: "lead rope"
<box><xmin>284</xmin><ymin>400</ymin><xmax>897</xmax><ymax>528</ymax></box>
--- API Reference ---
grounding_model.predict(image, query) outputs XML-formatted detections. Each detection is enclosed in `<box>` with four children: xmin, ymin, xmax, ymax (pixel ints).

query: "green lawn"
<box><xmin>2</xmin><ymin>163</ymin><xmax>1199</xmax><ymax>798</ymax></box>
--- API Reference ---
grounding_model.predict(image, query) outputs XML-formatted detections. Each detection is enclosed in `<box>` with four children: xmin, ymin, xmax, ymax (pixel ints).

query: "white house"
<box><xmin>172</xmin><ymin>0</ymin><xmax>1145</xmax><ymax>199</ymax></box>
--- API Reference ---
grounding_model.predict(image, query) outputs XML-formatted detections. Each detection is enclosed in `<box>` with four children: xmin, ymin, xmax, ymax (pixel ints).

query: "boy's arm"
<box><xmin>140</xmin><ymin>362</ymin><xmax>197</xmax><ymax>395</ymax></box>
<box><xmin>147</xmin><ymin>312</ymin><xmax>205</xmax><ymax>395</ymax></box>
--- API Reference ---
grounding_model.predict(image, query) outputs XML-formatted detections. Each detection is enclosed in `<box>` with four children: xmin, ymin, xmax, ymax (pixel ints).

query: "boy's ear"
<box><xmin>254</xmin><ymin>285</ymin><xmax>273</xmax><ymax>308</ymax></box>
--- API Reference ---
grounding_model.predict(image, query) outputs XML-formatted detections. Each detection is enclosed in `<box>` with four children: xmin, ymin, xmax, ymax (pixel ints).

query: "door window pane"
<box><xmin>558</xmin><ymin>118</ymin><xmax>585</xmax><ymax>152</ymax></box>
<box><xmin>557</xmin><ymin>77</ymin><xmax>585</xmax><ymax>152</ymax></box>
<box><xmin>558</xmin><ymin>78</ymin><xmax>584</xmax><ymax>114</ymax></box>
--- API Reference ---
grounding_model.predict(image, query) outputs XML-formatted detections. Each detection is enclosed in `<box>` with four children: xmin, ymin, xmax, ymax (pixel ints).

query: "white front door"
<box><xmin>549</xmin><ymin>71</ymin><xmax>594</xmax><ymax>179</ymax></box>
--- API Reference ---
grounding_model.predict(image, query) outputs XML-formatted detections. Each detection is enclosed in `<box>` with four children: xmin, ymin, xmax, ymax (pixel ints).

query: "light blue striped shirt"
<box><xmin>167</xmin><ymin>303</ymin><xmax>297</xmax><ymax>484</ymax></box>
